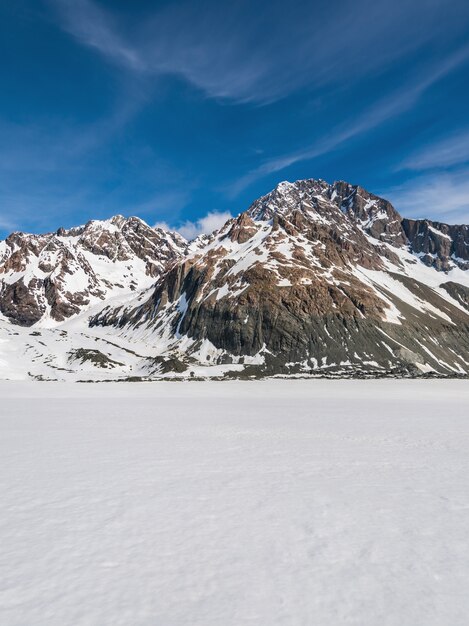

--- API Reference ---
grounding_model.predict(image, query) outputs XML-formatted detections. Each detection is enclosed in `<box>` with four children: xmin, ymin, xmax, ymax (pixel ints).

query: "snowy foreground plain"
<box><xmin>1</xmin><ymin>380</ymin><xmax>469</xmax><ymax>626</ymax></box>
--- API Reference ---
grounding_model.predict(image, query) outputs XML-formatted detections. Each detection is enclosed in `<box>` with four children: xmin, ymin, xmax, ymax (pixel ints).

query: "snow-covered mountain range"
<box><xmin>0</xmin><ymin>215</ymin><xmax>187</xmax><ymax>326</ymax></box>
<box><xmin>2</xmin><ymin>178</ymin><xmax>469</xmax><ymax>380</ymax></box>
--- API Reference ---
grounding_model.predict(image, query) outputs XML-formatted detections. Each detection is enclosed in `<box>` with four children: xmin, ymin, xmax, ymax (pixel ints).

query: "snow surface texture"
<box><xmin>1</xmin><ymin>380</ymin><xmax>469</xmax><ymax>626</ymax></box>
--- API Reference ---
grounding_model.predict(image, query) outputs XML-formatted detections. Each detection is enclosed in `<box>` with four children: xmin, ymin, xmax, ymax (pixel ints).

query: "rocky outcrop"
<box><xmin>402</xmin><ymin>219</ymin><xmax>469</xmax><ymax>270</ymax></box>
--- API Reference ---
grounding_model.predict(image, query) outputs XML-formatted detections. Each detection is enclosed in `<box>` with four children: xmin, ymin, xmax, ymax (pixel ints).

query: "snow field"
<box><xmin>1</xmin><ymin>379</ymin><xmax>469</xmax><ymax>625</ymax></box>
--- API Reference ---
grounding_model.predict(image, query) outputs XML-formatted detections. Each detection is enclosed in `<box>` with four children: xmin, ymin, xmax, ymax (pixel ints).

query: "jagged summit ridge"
<box><xmin>245</xmin><ymin>178</ymin><xmax>469</xmax><ymax>267</ymax></box>
<box><xmin>246</xmin><ymin>178</ymin><xmax>406</xmax><ymax>245</ymax></box>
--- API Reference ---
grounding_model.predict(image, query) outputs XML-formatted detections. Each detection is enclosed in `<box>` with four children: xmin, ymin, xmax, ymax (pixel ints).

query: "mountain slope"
<box><xmin>90</xmin><ymin>179</ymin><xmax>469</xmax><ymax>378</ymax></box>
<box><xmin>0</xmin><ymin>216</ymin><xmax>187</xmax><ymax>326</ymax></box>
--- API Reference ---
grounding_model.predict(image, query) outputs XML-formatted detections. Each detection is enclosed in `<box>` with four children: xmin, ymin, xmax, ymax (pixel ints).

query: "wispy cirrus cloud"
<box><xmin>0</xmin><ymin>173</ymin><xmax>190</xmax><ymax>236</ymax></box>
<box><xmin>0</xmin><ymin>113</ymin><xmax>191</xmax><ymax>233</ymax></box>
<box><xmin>49</xmin><ymin>0</ymin><xmax>143</xmax><ymax>72</ymax></box>
<box><xmin>383</xmin><ymin>167</ymin><xmax>469</xmax><ymax>223</ymax></box>
<box><xmin>400</xmin><ymin>129</ymin><xmax>469</xmax><ymax>171</ymax></box>
<box><xmin>228</xmin><ymin>42</ymin><xmax>469</xmax><ymax>195</ymax></box>
<box><xmin>0</xmin><ymin>90</ymin><xmax>143</xmax><ymax>174</ymax></box>
<box><xmin>4</xmin><ymin>0</ymin><xmax>468</xmax><ymax>236</ymax></box>
<box><xmin>48</xmin><ymin>0</ymin><xmax>468</xmax><ymax>105</ymax></box>
<box><xmin>0</xmin><ymin>215</ymin><xmax>17</xmax><ymax>234</ymax></box>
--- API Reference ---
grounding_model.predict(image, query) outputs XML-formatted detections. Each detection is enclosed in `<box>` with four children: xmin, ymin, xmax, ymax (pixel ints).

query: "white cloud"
<box><xmin>174</xmin><ymin>211</ymin><xmax>232</xmax><ymax>240</ymax></box>
<box><xmin>153</xmin><ymin>221</ymin><xmax>171</xmax><ymax>232</ymax></box>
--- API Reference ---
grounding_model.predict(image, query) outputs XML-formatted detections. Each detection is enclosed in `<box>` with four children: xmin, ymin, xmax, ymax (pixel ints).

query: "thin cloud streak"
<box><xmin>228</xmin><ymin>43</ymin><xmax>469</xmax><ymax>195</ymax></box>
<box><xmin>49</xmin><ymin>0</ymin><xmax>468</xmax><ymax>105</ymax></box>
<box><xmin>0</xmin><ymin>82</ymin><xmax>182</xmax><ymax>232</ymax></box>
<box><xmin>400</xmin><ymin>129</ymin><xmax>469</xmax><ymax>171</ymax></box>
<box><xmin>0</xmin><ymin>127</ymin><xmax>191</xmax><ymax>234</ymax></box>
<box><xmin>383</xmin><ymin>167</ymin><xmax>469</xmax><ymax>223</ymax></box>
<box><xmin>0</xmin><ymin>215</ymin><xmax>17</xmax><ymax>234</ymax></box>
<box><xmin>50</xmin><ymin>0</ymin><xmax>143</xmax><ymax>72</ymax></box>
<box><xmin>0</xmin><ymin>178</ymin><xmax>190</xmax><ymax>236</ymax></box>
<box><xmin>0</xmin><ymin>85</ymin><xmax>146</xmax><ymax>175</ymax></box>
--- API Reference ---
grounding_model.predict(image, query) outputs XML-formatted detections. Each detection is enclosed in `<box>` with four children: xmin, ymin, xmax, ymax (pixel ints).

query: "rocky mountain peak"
<box><xmin>243</xmin><ymin>178</ymin><xmax>415</xmax><ymax>253</ymax></box>
<box><xmin>247</xmin><ymin>178</ymin><xmax>333</xmax><ymax>221</ymax></box>
<box><xmin>0</xmin><ymin>215</ymin><xmax>188</xmax><ymax>326</ymax></box>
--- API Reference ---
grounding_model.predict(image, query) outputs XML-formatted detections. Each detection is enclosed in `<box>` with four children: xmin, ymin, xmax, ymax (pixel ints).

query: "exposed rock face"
<box><xmin>402</xmin><ymin>219</ymin><xmax>469</xmax><ymax>270</ymax></box>
<box><xmin>0</xmin><ymin>216</ymin><xmax>187</xmax><ymax>326</ymax></box>
<box><xmin>91</xmin><ymin>179</ymin><xmax>469</xmax><ymax>377</ymax></box>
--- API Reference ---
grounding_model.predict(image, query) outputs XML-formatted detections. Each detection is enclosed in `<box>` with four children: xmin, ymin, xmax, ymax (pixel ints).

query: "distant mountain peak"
<box><xmin>0</xmin><ymin>215</ymin><xmax>188</xmax><ymax>326</ymax></box>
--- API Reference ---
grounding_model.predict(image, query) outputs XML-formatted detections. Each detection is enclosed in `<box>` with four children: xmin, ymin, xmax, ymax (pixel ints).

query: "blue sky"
<box><xmin>1</xmin><ymin>0</ymin><xmax>469</xmax><ymax>238</ymax></box>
